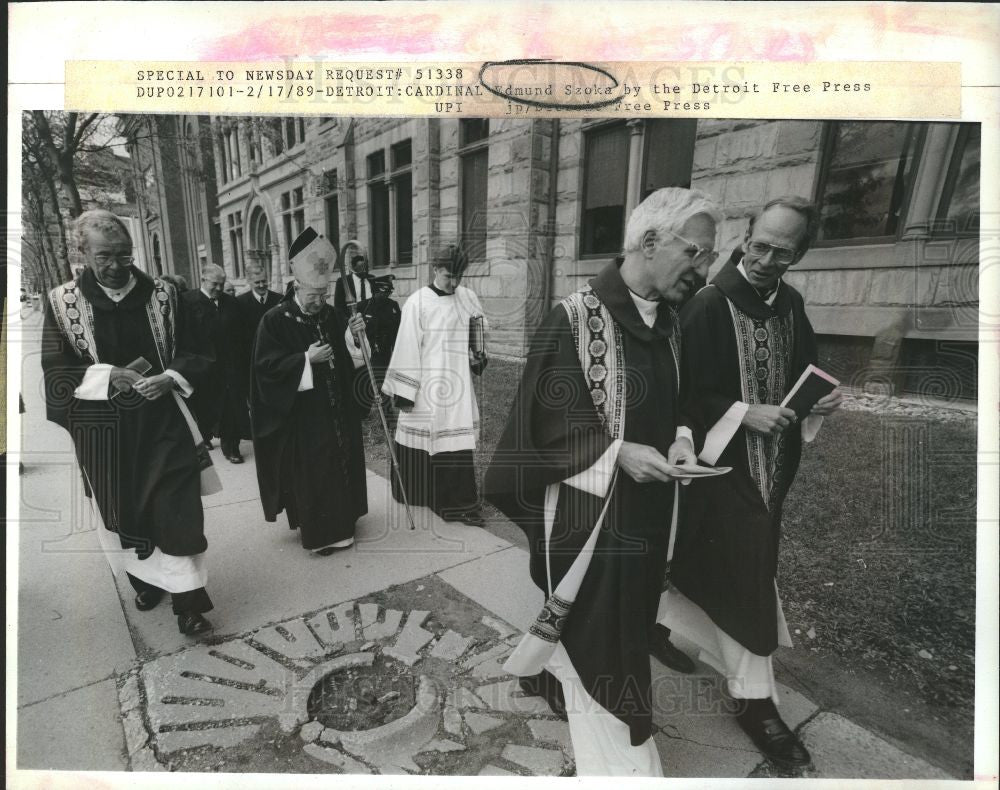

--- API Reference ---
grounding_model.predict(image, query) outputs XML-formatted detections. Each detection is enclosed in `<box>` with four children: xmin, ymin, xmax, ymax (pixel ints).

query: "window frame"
<box><xmin>932</xmin><ymin>123</ymin><xmax>980</xmax><ymax>238</ymax></box>
<box><xmin>458</xmin><ymin>120</ymin><xmax>490</xmax><ymax>264</ymax></box>
<box><xmin>227</xmin><ymin>211</ymin><xmax>245</xmax><ymax>278</ymax></box>
<box><xmin>366</xmin><ymin>139</ymin><xmax>415</xmax><ymax>268</ymax></box>
<box><xmin>578</xmin><ymin>119</ymin><xmax>630</xmax><ymax>261</ymax></box>
<box><xmin>278</xmin><ymin>186</ymin><xmax>306</xmax><ymax>272</ymax></box>
<box><xmin>390</xmin><ymin>141</ymin><xmax>414</xmax><ymax>266</ymax></box>
<box><xmin>811</xmin><ymin>120</ymin><xmax>927</xmax><ymax>249</ymax></box>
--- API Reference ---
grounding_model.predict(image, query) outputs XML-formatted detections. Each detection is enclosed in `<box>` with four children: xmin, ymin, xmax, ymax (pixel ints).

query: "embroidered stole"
<box><xmin>48</xmin><ymin>277</ymin><xmax>177</xmax><ymax>366</ymax></box>
<box><xmin>725</xmin><ymin>299</ymin><xmax>794</xmax><ymax>509</ymax></box>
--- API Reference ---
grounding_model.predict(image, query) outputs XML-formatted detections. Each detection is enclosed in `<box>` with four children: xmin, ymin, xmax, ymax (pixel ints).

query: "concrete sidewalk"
<box><xmin>12</xmin><ymin>311</ymin><xmax>956</xmax><ymax>779</ymax></box>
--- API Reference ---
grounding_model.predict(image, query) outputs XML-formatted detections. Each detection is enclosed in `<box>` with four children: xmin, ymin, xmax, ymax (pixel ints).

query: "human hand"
<box><xmin>618</xmin><ymin>441</ymin><xmax>674</xmax><ymax>483</ymax></box>
<box><xmin>470</xmin><ymin>350</ymin><xmax>488</xmax><ymax>375</ymax></box>
<box><xmin>741</xmin><ymin>404</ymin><xmax>797</xmax><ymax>435</ymax></box>
<box><xmin>110</xmin><ymin>366</ymin><xmax>141</xmax><ymax>394</ymax></box>
<box><xmin>811</xmin><ymin>388</ymin><xmax>844</xmax><ymax>416</ymax></box>
<box><xmin>665</xmin><ymin>437</ymin><xmax>698</xmax><ymax>485</ymax></box>
<box><xmin>307</xmin><ymin>341</ymin><xmax>333</xmax><ymax>364</ymax></box>
<box><xmin>348</xmin><ymin>314</ymin><xmax>366</xmax><ymax>338</ymax></box>
<box><xmin>133</xmin><ymin>373</ymin><xmax>175</xmax><ymax>400</ymax></box>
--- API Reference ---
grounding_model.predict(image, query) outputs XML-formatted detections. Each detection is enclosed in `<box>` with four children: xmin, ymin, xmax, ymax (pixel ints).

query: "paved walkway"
<box><xmin>11</xmin><ymin>310</ymin><xmax>955</xmax><ymax>779</ymax></box>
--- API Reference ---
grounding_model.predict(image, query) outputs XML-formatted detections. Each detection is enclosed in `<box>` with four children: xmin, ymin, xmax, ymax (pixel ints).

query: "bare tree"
<box><xmin>30</xmin><ymin>111</ymin><xmax>102</xmax><ymax>218</ymax></box>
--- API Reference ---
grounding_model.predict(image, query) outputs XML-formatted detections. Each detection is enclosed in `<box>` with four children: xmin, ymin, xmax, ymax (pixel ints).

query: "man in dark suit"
<box><xmin>333</xmin><ymin>251</ymin><xmax>377</xmax><ymax>313</ymax></box>
<box><xmin>236</xmin><ymin>264</ymin><xmax>283</xmax><ymax>349</ymax></box>
<box><xmin>332</xmin><ymin>252</ymin><xmax>400</xmax><ymax>413</ymax></box>
<box><xmin>180</xmin><ymin>264</ymin><xmax>250</xmax><ymax>463</ymax></box>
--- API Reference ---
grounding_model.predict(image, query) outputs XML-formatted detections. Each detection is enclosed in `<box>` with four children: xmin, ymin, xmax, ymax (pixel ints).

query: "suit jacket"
<box><xmin>180</xmin><ymin>289</ymin><xmax>250</xmax><ymax>436</ymax></box>
<box><xmin>237</xmin><ymin>288</ymin><xmax>283</xmax><ymax>349</ymax></box>
<box><xmin>333</xmin><ymin>272</ymin><xmax>377</xmax><ymax>313</ymax></box>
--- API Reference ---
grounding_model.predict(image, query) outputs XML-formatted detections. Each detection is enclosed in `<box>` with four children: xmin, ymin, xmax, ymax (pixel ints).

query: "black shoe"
<box><xmin>204</xmin><ymin>439</ymin><xmax>215</xmax><ymax>450</ymax></box>
<box><xmin>134</xmin><ymin>589</ymin><xmax>164</xmax><ymax>611</ymax></box>
<box><xmin>439</xmin><ymin>507</ymin><xmax>485</xmax><ymax>527</ymax></box>
<box><xmin>177</xmin><ymin>613</ymin><xmax>213</xmax><ymax>636</ymax></box>
<box><xmin>736</xmin><ymin>707</ymin><xmax>812</xmax><ymax>768</ymax></box>
<box><xmin>457</xmin><ymin>508</ymin><xmax>485</xmax><ymax>527</ymax></box>
<box><xmin>648</xmin><ymin>623</ymin><xmax>696</xmax><ymax>674</ymax></box>
<box><xmin>518</xmin><ymin>671</ymin><xmax>568</xmax><ymax>721</ymax></box>
<box><xmin>224</xmin><ymin>453</ymin><xmax>244</xmax><ymax>464</ymax></box>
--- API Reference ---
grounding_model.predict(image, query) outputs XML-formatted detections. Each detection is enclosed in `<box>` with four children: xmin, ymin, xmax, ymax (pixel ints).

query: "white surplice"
<box><xmin>382</xmin><ymin>285</ymin><xmax>486</xmax><ymax>455</ymax></box>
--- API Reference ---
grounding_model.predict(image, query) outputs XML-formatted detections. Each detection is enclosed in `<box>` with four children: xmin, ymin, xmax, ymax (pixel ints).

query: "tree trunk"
<box><xmin>40</xmin><ymin>172</ymin><xmax>72</xmax><ymax>282</ymax></box>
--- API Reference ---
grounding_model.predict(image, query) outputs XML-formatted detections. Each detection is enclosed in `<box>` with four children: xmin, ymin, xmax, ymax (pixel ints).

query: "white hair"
<box><xmin>622</xmin><ymin>187</ymin><xmax>723</xmax><ymax>253</ymax></box>
<box><xmin>201</xmin><ymin>264</ymin><xmax>226</xmax><ymax>281</ymax></box>
<box><xmin>73</xmin><ymin>209</ymin><xmax>131</xmax><ymax>252</ymax></box>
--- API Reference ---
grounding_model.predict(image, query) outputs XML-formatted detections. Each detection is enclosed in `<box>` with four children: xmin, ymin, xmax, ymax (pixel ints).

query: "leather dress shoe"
<box><xmin>457</xmin><ymin>509</ymin><xmax>485</xmax><ymax>527</ymax></box>
<box><xmin>518</xmin><ymin>671</ymin><xmax>568</xmax><ymax>721</ymax></box>
<box><xmin>737</xmin><ymin>709</ymin><xmax>812</xmax><ymax>768</ymax></box>
<box><xmin>225</xmin><ymin>453</ymin><xmax>244</xmax><ymax>464</ymax></box>
<box><xmin>204</xmin><ymin>439</ymin><xmax>214</xmax><ymax>450</ymax></box>
<box><xmin>134</xmin><ymin>589</ymin><xmax>164</xmax><ymax>611</ymax></box>
<box><xmin>438</xmin><ymin>507</ymin><xmax>485</xmax><ymax>527</ymax></box>
<box><xmin>177</xmin><ymin>613</ymin><xmax>213</xmax><ymax>636</ymax></box>
<box><xmin>648</xmin><ymin>623</ymin><xmax>696</xmax><ymax>674</ymax></box>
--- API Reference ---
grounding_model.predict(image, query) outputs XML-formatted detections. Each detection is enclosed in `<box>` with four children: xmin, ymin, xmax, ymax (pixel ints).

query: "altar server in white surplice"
<box><xmin>382</xmin><ymin>244</ymin><xmax>488</xmax><ymax>527</ymax></box>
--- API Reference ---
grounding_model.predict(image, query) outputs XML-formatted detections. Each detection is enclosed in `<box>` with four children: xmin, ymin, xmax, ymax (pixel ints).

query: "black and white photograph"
<box><xmin>11</xmin><ymin>109</ymin><xmax>983</xmax><ymax>781</ymax></box>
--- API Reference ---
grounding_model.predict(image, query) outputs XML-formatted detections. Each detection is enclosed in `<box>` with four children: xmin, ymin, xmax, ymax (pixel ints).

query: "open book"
<box><xmin>781</xmin><ymin>363</ymin><xmax>840</xmax><ymax>420</ymax></box>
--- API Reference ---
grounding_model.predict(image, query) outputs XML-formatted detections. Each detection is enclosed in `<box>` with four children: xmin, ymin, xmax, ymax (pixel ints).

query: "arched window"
<box><xmin>247</xmin><ymin>207</ymin><xmax>273</xmax><ymax>280</ymax></box>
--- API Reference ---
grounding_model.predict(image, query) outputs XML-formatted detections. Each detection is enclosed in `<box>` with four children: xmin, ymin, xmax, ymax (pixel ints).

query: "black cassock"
<box><xmin>670</xmin><ymin>257</ymin><xmax>817</xmax><ymax>656</ymax></box>
<box><xmin>42</xmin><ymin>269</ymin><xmax>211</xmax><ymax>558</ymax></box>
<box><xmin>250</xmin><ymin>299</ymin><xmax>368</xmax><ymax>549</ymax></box>
<box><xmin>180</xmin><ymin>289</ymin><xmax>251</xmax><ymax>443</ymax></box>
<box><xmin>486</xmin><ymin>261</ymin><xmax>690</xmax><ymax>747</ymax></box>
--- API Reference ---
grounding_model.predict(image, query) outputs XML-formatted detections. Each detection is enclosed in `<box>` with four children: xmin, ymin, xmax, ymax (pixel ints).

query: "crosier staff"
<box><xmin>339</xmin><ymin>240</ymin><xmax>416</xmax><ymax>531</ymax></box>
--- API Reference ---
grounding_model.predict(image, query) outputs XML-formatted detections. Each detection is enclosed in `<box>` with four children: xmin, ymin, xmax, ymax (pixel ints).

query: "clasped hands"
<box><xmin>618</xmin><ymin>437</ymin><xmax>698</xmax><ymax>485</ymax></box>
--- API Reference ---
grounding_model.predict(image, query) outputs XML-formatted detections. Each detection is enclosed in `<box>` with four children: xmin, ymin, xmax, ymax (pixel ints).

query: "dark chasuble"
<box><xmin>42</xmin><ymin>268</ymin><xmax>211</xmax><ymax>557</ymax></box>
<box><xmin>486</xmin><ymin>261</ymin><xmax>691</xmax><ymax>746</ymax></box>
<box><xmin>250</xmin><ymin>299</ymin><xmax>368</xmax><ymax>550</ymax></box>
<box><xmin>670</xmin><ymin>257</ymin><xmax>817</xmax><ymax>656</ymax></box>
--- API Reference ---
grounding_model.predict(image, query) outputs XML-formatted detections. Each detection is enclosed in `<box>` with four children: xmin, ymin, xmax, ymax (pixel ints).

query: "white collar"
<box><xmin>201</xmin><ymin>287</ymin><xmax>218</xmax><ymax>302</ymax></box>
<box><xmin>737</xmin><ymin>261</ymin><xmax>780</xmax><ymax>305</ymax></box>
<box><xmin>627</xmin><ymin>289</ymin><xmax>660</xmax><ymax>328</ymax></box>
<box><xmin>96</xmin><ymin>274</ymin><xmax>137</xmax><ymax>303</ymax></box>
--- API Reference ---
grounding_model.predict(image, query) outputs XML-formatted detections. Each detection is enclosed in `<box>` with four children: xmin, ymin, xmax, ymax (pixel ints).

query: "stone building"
<box><xmin>135</xmin><ymin>114</ymin><xmax>981</xmax><ymax>398</ymax></box>
<box><xmin>119</xmin><ymin>114</ymin><xmax>224</xmax><ymax>284</ymax></box>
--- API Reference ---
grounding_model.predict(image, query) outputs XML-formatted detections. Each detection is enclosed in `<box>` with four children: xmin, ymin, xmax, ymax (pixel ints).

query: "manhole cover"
<box><xmin>307</xmin><ymin>653</ymin><xmax>417</xmax><ymax>731</ymax></box>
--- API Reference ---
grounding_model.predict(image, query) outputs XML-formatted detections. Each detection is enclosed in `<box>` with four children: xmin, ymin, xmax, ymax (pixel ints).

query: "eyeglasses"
<box><xmin>747</xmin><ymin>241</ymin><xmax>799</xmax><ymax>266</ymax></box>
<box><xmin>92</xmin><ymin>254</ymin><xmax>135</xmax><ymax>266</ymax></box>
<box><xmin>664</xmin><ymin>230</ymin><xmax>719</xmax><ymax>267</ymax></box>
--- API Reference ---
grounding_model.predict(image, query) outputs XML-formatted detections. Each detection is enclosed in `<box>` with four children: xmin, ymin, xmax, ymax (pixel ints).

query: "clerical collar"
<box><xmin>627</xmin><ymin>288</ymin><xmax>661</xmax><ymax>329</ymax></box>
<box><xmin>96</xmin><ymin>273</ymin><xmax>137</xmax><ymax>303</ymax></box>
<box><xmin>429</xmin><ymin>284</ymin><xmax>454</xmax><ymax>297</ymax></box>
<box><xmin>737</xmin><ymin>261</ymin><xmax>780</xmax><ymax>305</ymax></box>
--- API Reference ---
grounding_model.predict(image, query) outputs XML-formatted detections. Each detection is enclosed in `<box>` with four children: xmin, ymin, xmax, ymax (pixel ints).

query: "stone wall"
<box><xmin>203</xmin><ymin>115</ymin><xmax>979</xmax><ymax>363</ymax></box>
<box><xmin>691</xmin><ymin>120</ymin><xmax>822</xmax><ymax>267</ymax></box>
